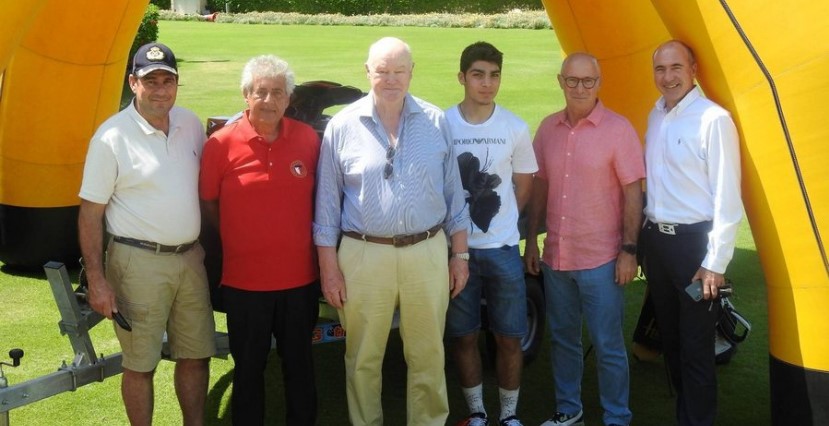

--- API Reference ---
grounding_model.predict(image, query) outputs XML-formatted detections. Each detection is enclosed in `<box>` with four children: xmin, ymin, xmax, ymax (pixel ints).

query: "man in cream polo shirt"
<box><xmin>78</xmin><ymin>42</ymin><xmax>215</xmax><ymax>426</ymax></box>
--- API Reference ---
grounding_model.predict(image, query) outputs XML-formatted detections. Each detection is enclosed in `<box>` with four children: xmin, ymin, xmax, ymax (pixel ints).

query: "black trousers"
<box><xmin>222</xmin><ymin>282</ymin><xmax>321</xmax><ymax>426</ymax></box>
<box><xmin>641</xmin><ymin>223</ymin><xmax>721</xmax><ymax>426</ymax></box>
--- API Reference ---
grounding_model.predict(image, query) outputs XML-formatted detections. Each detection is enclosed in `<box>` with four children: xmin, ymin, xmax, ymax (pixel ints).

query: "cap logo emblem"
<box><xmin>146</xmin><ymin>46</ymin><xmax>165</xmax><ymax>62</ymax></box>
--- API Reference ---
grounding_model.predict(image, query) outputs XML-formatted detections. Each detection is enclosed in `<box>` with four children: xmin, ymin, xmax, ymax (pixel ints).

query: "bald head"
<box><xmin>367</xmin><ymin>37</ymin><xmax>413</xmax><ymax>70</ymax></box>
<box><xmin>654</xmin><ymin>40</ymin><xmax>696</xmax><ymax>65</ymax></box>
<box><xmin>560</xmin><ymin>52</ymin><xmax>601</xmax><ymax>76</ymax></box>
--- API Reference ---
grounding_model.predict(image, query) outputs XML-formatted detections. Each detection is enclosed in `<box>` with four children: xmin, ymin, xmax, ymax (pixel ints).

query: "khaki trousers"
<box><xmin>338</xmin><ymin>231</ymin><xmax>450</xmax><ymax>426</ymax></box>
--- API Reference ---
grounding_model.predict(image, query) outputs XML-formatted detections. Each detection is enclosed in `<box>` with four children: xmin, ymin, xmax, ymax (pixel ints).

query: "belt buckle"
<box><xmin>657</xmin><ymin>223</ymin><xmax>677</xmax><ymax>235</ymax></box>
<box><xmin>392</xmin><ymin>234</ymin><xmax>412</xmax><ymax>247</ymax></box>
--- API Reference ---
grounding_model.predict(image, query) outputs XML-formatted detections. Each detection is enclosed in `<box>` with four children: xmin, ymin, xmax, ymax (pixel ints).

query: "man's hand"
<box><xmin>615</xmin><ymin>252</ymin><xmax>638</xmax><ymax>285</ymax></box>
<box><xmin>321</xmin><ymin>266</ymin><xmax>347</xmax><ymax>309</ymax></box>
<box><xmin>449</xmin><ymin>257</ymin><xmax>469</xmax><ymax>298</ymax></box>
<box><xmin>318</xmin><ymin>246</ymin><xmax>347</xmax><ymax>308</ymax></box>
<box><xmin>87</xmin><ymin>275</ymin><xmax>117</xmax><ymax>319</ymax></box>
<box><xmin>692</xmin><ymin>267</ymin><xmax>726</xmax><ymax>300</ymax></box>
<box><xmin>524</xmin><ymin>240</ymin><xmax>541</xmax><ymax>276</ymax></box>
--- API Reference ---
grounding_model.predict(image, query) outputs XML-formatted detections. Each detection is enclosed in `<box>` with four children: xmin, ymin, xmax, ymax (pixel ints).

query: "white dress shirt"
<box><xmin>644</xmin><ymin>86</ymin><xmax>742</xmax><ymax>273</ymax></box>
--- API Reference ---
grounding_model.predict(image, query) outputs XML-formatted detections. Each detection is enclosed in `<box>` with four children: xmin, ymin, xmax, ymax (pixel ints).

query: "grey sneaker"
<box><xmin>456</xmin><ymin>412</ymin><xmax>489</xmax><ymax>426</ymax></box>
<box><xmin>500</xmin><ymin>415</ymin><xmax>523</xmax><ymax>426</ymax></box>
<box><xmin>540</xmin><ymin>410</ymin><xmax>584</xmax><ymax>426</ymax></box>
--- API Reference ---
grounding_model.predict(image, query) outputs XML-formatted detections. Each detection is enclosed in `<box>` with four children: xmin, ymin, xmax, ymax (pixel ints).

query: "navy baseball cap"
<box><xmin>132</xmin><ymin>42</ymin><xmax>178</xmax><ymax>78</ymax></box>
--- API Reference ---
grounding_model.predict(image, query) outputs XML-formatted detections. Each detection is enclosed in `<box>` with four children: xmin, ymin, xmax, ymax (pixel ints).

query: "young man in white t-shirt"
<box><xmin>445</xmin><ymin>41</ymin><xmax>538</xmax><ymax>426</ymax></box>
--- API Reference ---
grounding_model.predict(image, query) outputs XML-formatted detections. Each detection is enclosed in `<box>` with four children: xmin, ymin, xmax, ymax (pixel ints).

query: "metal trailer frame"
<box><xmin>0</xmin><ymin>261</ymin><xmax>354</xmax><ymax>425</ymax></box>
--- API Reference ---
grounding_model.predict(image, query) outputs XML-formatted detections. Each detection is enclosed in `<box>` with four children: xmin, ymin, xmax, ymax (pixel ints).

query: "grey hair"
<box><xmin>240</xmin><ymin>55</ymin><xmax>296</xmax><ymax>96</ymax></box>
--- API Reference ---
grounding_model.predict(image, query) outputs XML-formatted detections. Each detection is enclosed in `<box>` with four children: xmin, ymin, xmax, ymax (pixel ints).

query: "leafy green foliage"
<box><xmin>130</xmin><ymin>4</ymin><xmax>161</xmax><ymax>61</ymax></box>
<box><xmin>160</xmin><ymin>9</ymin><xmax>552</xmax><ymax>29</ymax></box>
<box><xmin>150</xmin><ymin>0</ymin><xmax>171</xmax><ymax>9</ymax></box>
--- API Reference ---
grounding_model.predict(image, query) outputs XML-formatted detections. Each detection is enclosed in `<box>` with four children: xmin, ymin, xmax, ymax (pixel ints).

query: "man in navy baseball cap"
<box><xmin>132</xmin><ymin>42</ymin><xmax>178</xmax><ymax>78</ymax></box>
<box><xmin>80</xmin><ymin>39</ymin><xmax>214</xmax><ymax>425</ymax></box>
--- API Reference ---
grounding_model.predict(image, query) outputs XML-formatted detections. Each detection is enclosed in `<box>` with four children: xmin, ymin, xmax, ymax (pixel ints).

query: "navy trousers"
<box><xmin>641</xmin><ymin>223</ymin><xmax>721</xmax><ymax>426</ymax></box>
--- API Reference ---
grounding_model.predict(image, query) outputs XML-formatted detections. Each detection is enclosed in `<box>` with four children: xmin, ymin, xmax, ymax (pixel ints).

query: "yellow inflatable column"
<box><xmin>0</xmin><ymin>0</ymin><xmax>148</xmax><ymax>267</ymax></box>
<box><xmin>0</xmin><ymin>1</ymin><xmax>47</xmax><ymax>73</ymax></box>
<box><xmin>543</xmin><ymin>0</ymin><xmax>829</xmax><ymax>423</ymax></box>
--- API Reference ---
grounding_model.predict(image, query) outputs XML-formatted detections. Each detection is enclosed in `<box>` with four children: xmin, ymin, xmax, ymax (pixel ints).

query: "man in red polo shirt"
<box><xmin>199</xmin><ymin>55</ymin><xmax>320</xmax><ymax>425</ymax></box>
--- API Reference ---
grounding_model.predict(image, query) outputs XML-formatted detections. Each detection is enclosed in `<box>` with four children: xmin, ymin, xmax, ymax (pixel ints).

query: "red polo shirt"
<box><xmin>200</xmin><ymin>113</ymin><xmax>320</xmax><ymax>291</ymax></box>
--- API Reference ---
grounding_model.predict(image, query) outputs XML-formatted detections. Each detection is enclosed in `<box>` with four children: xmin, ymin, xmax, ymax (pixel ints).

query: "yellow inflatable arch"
<box><xmin>0</xmin><ymin>0</ymin><xmax>826</xmax><ymax>423</ymax></box>
<box><xmin>541</xmin><ymin>1</ymin><xmax>828</xmax><ymax>423</ymax></box>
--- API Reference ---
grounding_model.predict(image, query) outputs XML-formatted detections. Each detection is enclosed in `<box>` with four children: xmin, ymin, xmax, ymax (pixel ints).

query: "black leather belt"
<box><xmin>113</xmin><ymin>236</ymin><xmax>198</xmax><ymax>254</ymax></box>
<box><xmin>343</xmin><ymin>224</ymin><xmax>442</xmax><ymax>248</ymax></box>
<box><xmin>645</xmin><ymin>220</ymin><xmax>713</xmax><ymax>235</ymax></box>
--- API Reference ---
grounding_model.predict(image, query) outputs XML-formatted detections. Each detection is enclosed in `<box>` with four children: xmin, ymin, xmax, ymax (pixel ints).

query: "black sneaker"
<box><xmin>540</xmin><ymin>410</ymin><xmax>584</xmax><ymax>426</ymax></box>
<box><xmin>456</xmin><ymin>412</ymin><xmax>488</xmax><ymax>426</ymax></box>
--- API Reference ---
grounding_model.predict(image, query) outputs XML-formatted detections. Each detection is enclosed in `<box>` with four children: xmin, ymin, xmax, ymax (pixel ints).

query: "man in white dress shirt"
<box><xmin>640</xmin><ymin>40</ymin><xmax>742</xmax><ymax>426</ymax></box>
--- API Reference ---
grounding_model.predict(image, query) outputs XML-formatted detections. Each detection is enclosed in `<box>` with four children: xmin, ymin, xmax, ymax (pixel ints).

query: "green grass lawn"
<box><xmin>0</xmin><ymin>21</ymin><xmax>770</xmax><ymax>425</ymax></box>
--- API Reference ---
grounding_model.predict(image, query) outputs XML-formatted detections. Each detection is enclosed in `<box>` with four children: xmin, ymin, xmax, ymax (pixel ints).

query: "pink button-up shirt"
<box><xmin>533</xmin><ymin>101</ymin><xmax>645</xmax><ymax>271</ymax></box>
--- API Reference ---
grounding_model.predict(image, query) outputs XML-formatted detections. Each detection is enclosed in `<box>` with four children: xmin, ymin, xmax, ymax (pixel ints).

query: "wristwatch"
<box><xmin>451</xmin><ymin>252</ymin><xmax>470</xmax><ymax>261</ymax></box>
<box><xmin>621</xmin><ymin>244</ymin><xmax>637</xmax><ymax>255</ymax></box>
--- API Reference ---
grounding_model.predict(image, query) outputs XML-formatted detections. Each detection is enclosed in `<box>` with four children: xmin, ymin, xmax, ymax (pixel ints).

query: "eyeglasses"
<box><xmin>562</xmin><ymin>76</ymin><xmax>599</xmax><ymax>89</ymax></box>
<box><xmin>383</xmin><ymin>145</ymin><xmax>396</xmax><ymax>179</ymax></box>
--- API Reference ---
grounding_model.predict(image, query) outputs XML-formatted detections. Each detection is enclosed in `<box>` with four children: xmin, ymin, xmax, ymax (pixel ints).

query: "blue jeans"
<box><xmin>542</xmin><ymin>261</ymin><xmax>632</xmax><ymax>426</ymax></box>
<box><xmin>446</xmin><ymin>245</ymin><xmax>527</xmax><ymax>338</ymax></box>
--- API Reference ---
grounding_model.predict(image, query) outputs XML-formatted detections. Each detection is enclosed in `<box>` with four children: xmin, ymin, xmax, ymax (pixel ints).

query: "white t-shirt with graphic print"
<box><xmin>446</xmin><ymin>104</ymin><xmax>538</xmax><ymax>249</ymax></box>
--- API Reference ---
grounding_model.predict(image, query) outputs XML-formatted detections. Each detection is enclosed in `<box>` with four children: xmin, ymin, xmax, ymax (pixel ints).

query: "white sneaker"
<box><xmin>540</xmin><ymin>410</ymin><xmax>584</xmax><ymax>426</ymax></box>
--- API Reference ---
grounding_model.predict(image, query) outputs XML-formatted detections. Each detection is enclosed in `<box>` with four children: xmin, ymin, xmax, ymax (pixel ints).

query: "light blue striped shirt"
<box><xmin>313</xmin><ymin>92</ymin><xmax>469</xmax><ymax>247</ymax></box>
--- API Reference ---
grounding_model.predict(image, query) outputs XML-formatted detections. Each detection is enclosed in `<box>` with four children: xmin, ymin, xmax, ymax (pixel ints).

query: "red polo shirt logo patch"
<box><xmin>290</xmin><ymin>160</ymin><xmax>308</xmax><ymax>177</ymax></box>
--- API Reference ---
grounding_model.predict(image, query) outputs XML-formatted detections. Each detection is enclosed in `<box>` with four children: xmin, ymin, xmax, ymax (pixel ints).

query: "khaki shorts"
<box><xmin>106</xmin><ymin>239</ymin><xmax>216</xmax><ymax>372</ymax></box>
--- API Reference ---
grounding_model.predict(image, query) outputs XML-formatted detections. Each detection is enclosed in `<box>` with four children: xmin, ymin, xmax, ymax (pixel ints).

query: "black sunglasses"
<box><xmin>384</xmin><ymin>145</ymin><xmax>396</xmax><ymax>179</ymax></box>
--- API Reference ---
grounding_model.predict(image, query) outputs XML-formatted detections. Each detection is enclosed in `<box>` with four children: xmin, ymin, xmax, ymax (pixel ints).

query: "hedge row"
<box><xmin>159</xmin><ymin>9</ymin><xmax>552</xmax><ymax>30</ymax></box>
<box><xmin>198</xmin><ymin>0</ymin><xmax>542</xmax><ymax>15</ymax></box>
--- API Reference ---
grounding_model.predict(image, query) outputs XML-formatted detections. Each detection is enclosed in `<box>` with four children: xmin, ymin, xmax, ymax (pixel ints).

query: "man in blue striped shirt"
<box><xmin>314</xmin><ymin>36</ymin><xmax>470</xmax><ymax>425</ymax></box>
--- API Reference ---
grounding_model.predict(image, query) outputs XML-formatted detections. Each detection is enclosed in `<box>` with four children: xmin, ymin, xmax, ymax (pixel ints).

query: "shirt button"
<box><xmin>561</xmin><ymin>216</ymin><xmax>565</xmax><ymax>220</ymax></box>
<box><xmin>269</xmin><ymin>162</ymin><xmax>273</xmax><ymax>166</ymax></box>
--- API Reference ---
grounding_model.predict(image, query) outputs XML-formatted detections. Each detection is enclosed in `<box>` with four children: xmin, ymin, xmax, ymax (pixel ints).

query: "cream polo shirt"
<box><xmin>79</xmin><ymin>101</ymin><xmax>206</xmax><ymax>245</ymax></box>
<box><xmin>644</xmin><ymin>87</ymin><xmax>742</xmax><ymax>274</ymax></box>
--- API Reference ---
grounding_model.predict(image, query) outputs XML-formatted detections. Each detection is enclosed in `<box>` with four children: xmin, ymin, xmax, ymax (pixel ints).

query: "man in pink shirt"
<box><xmin>524</xmin><ymin>52</ymin><xmax>644</xmax><ymax>426</ymax></box>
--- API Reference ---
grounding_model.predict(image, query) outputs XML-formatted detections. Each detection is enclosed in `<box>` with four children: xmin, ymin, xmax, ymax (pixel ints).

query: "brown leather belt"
<box><xmin>113</xmin><ymin>236</ymin><xmax>198</xmax><ymax>254</ymax></box>
<box><xmin>343</xmin><ymin>224</ymin><xmax>442</xmax><ymax>248</ymax></box>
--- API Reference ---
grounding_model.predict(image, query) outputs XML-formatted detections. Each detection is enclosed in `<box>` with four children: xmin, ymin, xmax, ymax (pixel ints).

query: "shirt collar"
<box><xmin>236</xmin><ymin>110</ymin><xmax>290</xmax><ymax>143</ymax></box>
<box><xmin>126</xmin><ymin>98</ymin><xmax>178</xmax><ymax>136</ymax></box>
<box><xmin>358</xmin><ymin>92</ymin><xmax>422</xmax><ymax>120</ymax></box>
<box><xmin>554</xmin><ymin>99</ymin><xmax>607</xmax><ymax>127</ymax></box>
<box><xmin>656</xmin><ymin>85</ymin><xmax>701</xmax><ymax>114</ymax></box>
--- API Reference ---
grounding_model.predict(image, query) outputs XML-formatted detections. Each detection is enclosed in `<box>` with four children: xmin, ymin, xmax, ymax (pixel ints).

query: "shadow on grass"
<box><xmin>205</xmin><ymin>245</ymin><xmax>769</xmax><ymax>424</ymax></box>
